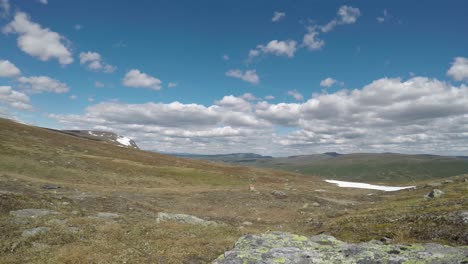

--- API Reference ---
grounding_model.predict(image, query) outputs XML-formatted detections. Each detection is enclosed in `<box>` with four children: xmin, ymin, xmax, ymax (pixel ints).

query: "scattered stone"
<box><xmin>242</xmin><ymin>221</ymin><xmax>253</xmax><ymax>226</ymax></box>
<box><xmin>47</xmin><ymin>219</ymin><xmax>66</xmax><ymax>225</ymax></box>
<box><xmin>10</xmin><ymin>209</ymin><xmax>60</xmax><ymax>218</ymax></box>
<box><xmin>426</xmin><ymin>182</ymin><xmax>442</xmax><ymax>187</ymax></box>
<box><xmin>96</xmin><ymin>212</ymin><xmax>120</xmax><ymax>219</ymax></box>
<box><xmin>271</xmin><ymin>190</ymin><xmax>287</xmax><ymax>198</ymax></box>
<box><xmin>156</xmin><ymin>212</ymin><xmax>219</xmax><ymax>226</ymax></box>
<box><xmin>302</xmin><ymin>203</ymin><xmax>309</xmax><ymax>209</ymax></box>
<box><xmin>312</xmin><ymin>202</ymin><xmax>320</xmax><ymax>207</ymax></box>
<box><xmin>380</xmin><ymin>236</ymin><xmax>393</xmax><ymax>244</ymax></box>
<box><xmin>32</xmin><ymin>242</ymin><xmax>49</xmax><ymax>249</ymax></box>
<box><xmin>66</xmin><ymin>227</ymin><xmax>80</xmax><ymax>233</ymax></box>
<box><xmin>425</xmin><ymin>189</ymin><xmax>444</xmax><ymax>199</ymax></box>
<box><xmin>213</xmin><ymin>232</ymin><xmax>468</xmax><ymax>263</ymax></box>
<box><xmin>42</xmin><ymin>184</ymin><xmax>61</xmax><ymax>190</ymax></box>
<box><xmin>443</xmin><ymin>179</ymin><xmax>454</xmax><ymax>184</ymax></box>
<box><xmin>22</xmin><ymin>227</ymin><xmax>50</xmax><ymax>237</ymax></box>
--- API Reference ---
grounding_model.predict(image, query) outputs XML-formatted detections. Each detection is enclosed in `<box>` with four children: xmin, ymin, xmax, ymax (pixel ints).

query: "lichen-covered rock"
<box><xmin>22</xmin><ymin>227</ymin><xmax>50</xmax><ymax>237</ymax></box>
<box><xmin>10</xmin><ymin>209</ymin><xmax>60</xmax><ymax>218</ymax></box>
<box><xmin>425</xmin><ymin>189</ymin><xmax>444</xmax><ymax>199</ymax></box>
<box><xmin>271</xmin><ymin>190</ymin><xmax>287</xmax><ymax>198</ymax></box>
<box><xmin>213</xmin><ymin>232</ymin><xmax>468</xmax><ymax>263</ymax></box>
<box><xmin>156</xmin><ymin>212</ymin><xmax>220</xmax><ymax>226</ymax></box>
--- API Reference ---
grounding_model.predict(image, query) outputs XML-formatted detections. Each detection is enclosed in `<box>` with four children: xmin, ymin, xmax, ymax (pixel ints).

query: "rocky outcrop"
<box><xmin>156</xmin><ymin>212</ymin><xmax>220</xmax><ymax>226</ymax></box>
<box><xmin>425</xmin><ymin>189</ymin><xmax>444</xmax><ymax>199</ymax></box>
<box><xmin>213</xmin><ymin>232</ymin><xmax>468</xmax><ymax>263</ymax></box>
<box><xmin>10</xmin><ymin>209</ymin><xmax>60</xmax><ymax>218</ymax></box>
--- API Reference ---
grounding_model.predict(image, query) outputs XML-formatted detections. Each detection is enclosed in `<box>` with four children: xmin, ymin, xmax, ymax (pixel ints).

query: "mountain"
<box><xmin>55</xmin><ymin>130</ymin><xmax>139</xmax><ymax>149</ymax></box>
<box><xmin>171</xmin><ymin>152</ymin><xmax>273</xmax><ymax>163</ymax></box>
<box><xmin>173</xmin><ymin>152</ymin><xmax>468</xmax><ymax>184</ymax></box>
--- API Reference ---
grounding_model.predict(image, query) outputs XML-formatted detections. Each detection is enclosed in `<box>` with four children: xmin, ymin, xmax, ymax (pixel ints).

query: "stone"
<box><xmin>242</xmin><ymin>221</ymin><xmax>253</xmax><ymax>226</ymax></box>
<box><xmin>42</xmin><ymin>184</ymin><xmax>61</xmax><ymax>190</ymax></box>
<box><xmin>271</xmin><ymin>190</ymin><xmax>287</xmax><ymax>198</ymax></box>
<box><xmin>213</xmin><ymin>232</ymin><xmax>468</xmax><ymax>263</ymax></box>
<box><xmin>425</xmin><ymin>189</ymin><xmax>444</xmax><ymax>199</ymax></box>
<box><xmin>156</xmin><ymin>212</ymin><xmax>220</xmax><ymax>226</ymax></box>
<box><xmin>10</xmin><ymin>209</ymin><xmax>60</xmax><ymax>218</ymax></box>
<box><xmin>22</xmin><ymin>227</ymin><xmax>50</xmax><ymax>237</ymax></box>
<box><xmin>426</xmin><ymin>182</ymin><xmax>442</xmax><ymax>187</ymax></box>
<box><xmin>96</xmin><ymin>212</ymin><xmax>120</xmax><ymax>219</ymax></box>
<box><xmin>312</xmin><ymin>202</ymin><xmax>320</xmax><ymax>207</ymax></box>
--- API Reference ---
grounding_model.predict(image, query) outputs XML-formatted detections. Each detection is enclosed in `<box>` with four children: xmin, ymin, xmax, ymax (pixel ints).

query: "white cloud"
<box><xmin>447</xmin><ymin>57</ymin><xmax>468</xmax><ymax>82</ymax></box>
<box><xmin>225</xmin><ymin>69</ymin><xmax>259</xmax><ymax>84</ymax></box>
<box><xmin>168</xmin><ymin>82</ymin><xmax>177</xmax><ymax>88</ymax></box>
<box><xmin>0</xmin><ymin>86</ymin><xmax>32</xmax><ymax>110</ymax></box>
<box><xmin>272</xmin><ymin>12</ymin><xmax>285</xmax><ymax>22</ymax></box>
<box><xmin>265</xmin><ymin>95</ymin><xmax>275</xmax><ymax>100</ymax></box>
<box><xmin>69</xmin><ymin>94</ymin><xmax>77</xmax><ymax>100</ymax></box>
<box><xmin>377</xmin><ymin>9</ymin><xmax>390</xmax><ymax>23</ymax></box>
<box><xmin>320</xmin><ymin>77</ymin><xmax>337</xmax><ymax>87</ymax></box>
<box><xmin>287</xmin><ymin>90</ymin><xmax>304</xmax><ymax>101</ymax></box>
<box><xmin>123</xmin><ymin>69</ymin><xmax>162</xmax><ymax>90</ymax></box>
<box><xmin>79</xmin><ymin>52</ymin><xmax>115</xmax><ymax>73</ymax></box>
<box><xmin>302</xmin><ymin>27</ymin><xmax>324</xmax><ymax>51</ymax></box>
<box><xmin>0</xmin><ymin>60</ymin><xmax>21</xmax><ymax>77</ymax></box>
<box><xmin>249</xmin><ymin>40</ymin><xmax>297</xmax><ymax>59</ymax></box>
<box><xmin>321</xmin><ymin>5</ymin><xmax>361</xmax><ymax>32</ymax></box>
<box><xmin>88</xmin><ymin>97</ymin><xmax>94</xmax><ymax>102</ymax></box>
<box><xmin>38</xmin><ymin>0</ymin><xmax>47</xmax><ymax>4</ymax></box>
<box><xmin>17</xmin><ymin>76</ymin><xmax>69</xmax><ymax>93</ymax></box>
<box><xmin>3</xmin><ymin>12</ymin><xmax>73</xmax><ymax>65</ymax></box>
<box><xmin>222</xmin><ymin>54</ymin><xmax>229</xmax><ymax>61</ymax></box>
<box><xmin>50</xmin><ymin>76</ymin><xmax>468</xmax><ymax>156</ymax></box>
<box><xmin>241</xmin><ymin>93</ymin><xmax>258</xmax><ymax>101</ymax></box>
<box><xmin>0</xmin><ymin>0</ymin><xmax>9</xmax><ymax>18</ymax></box>
<box><xmin>74</xmin><ymin>24</ymin><xmax>83</xmax><ymax>30</ymax></box>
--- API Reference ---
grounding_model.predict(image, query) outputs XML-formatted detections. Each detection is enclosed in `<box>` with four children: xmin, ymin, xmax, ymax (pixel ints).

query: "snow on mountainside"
<box><xmin>59</xmin><ymin>130</ymin><xmax>139</xmax><ymax>149</ymax></box>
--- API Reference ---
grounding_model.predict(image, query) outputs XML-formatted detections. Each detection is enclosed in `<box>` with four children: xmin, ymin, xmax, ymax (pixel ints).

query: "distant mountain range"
<box><xmin>168</xmin><ymin>152</ymin><xmax>468</xmax><ymax>184</ymax></box>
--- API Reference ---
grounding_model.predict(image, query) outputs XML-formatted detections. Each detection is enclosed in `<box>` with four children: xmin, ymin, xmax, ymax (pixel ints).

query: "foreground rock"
<box><xmin>156</xmin><ymin>212</ymin><xmax>220</xmax><ymax>226</ymax></box>
<box><xmin>213</xmin><ymin>232</ymin><xmax>468</xmax><ymax>263</ymax></box>
<box><xmin>22</xmin><ymin>227</ymin><xmax>50</xmax><ymax>237</ymax></box>
<box><xmin>425</xmin><ymin>189</ymin><xmax>444</xmax><ymax>199</ymax></box>
<box><xmin>10</xmin><ymin>209</ymin><xmax>60</xmax><ymax>218</ymax></box>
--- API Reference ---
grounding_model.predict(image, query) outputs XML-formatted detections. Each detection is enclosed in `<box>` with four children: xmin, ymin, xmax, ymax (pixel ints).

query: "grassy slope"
<box><xmin>224</xmin><ymin>153</ymin><xmax>468</xmax><ymax>184</ymax></box>
<box><xmin>0</xmin><ymin>118</ymin><xmax>466</xmax><ymax>263</ymax></box>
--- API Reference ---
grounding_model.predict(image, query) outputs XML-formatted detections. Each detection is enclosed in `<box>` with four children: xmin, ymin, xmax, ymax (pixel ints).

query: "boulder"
<box><xmin>271</xmin><ymin>190</ymin><xmax>287</xmax><ymax>198</ymax></box>
<box><xmin>156</xmin><ymin>212</ymin><xmax>220</xmax><ymax>226</ymax></box>
<box><xmin>10</xmin><ymin>209</ymin><xmax>60</xmax><ymax>218</ymax></box>
<box><xmin>22</xmin><ymin>227</ymin><xmax>50</xmax><ymax>237</ymax></box>
<box><xmin>213</xmin><ymin>232</ymin><xmax>468</xmax><ymax>263</ymax></box>
<box><xmin>425</xmin><ymin>189</ymin><xmax>444</xmax><ymax>199</ymax></box>
<box><xmin>96</xmin><ymin>212</ymin><xmax>120</xmax><ymax>219</ymax></box>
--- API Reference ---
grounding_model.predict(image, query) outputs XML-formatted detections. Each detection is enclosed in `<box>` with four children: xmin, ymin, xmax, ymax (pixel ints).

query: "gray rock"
<box><xmin>96</xmin><ymin>212</ymin><xmax>120</xmax><ymax>219</ymax></box>
<box><xmin>242</xmin><ymin>221</ymin><xmax>253</xmax><ymax>226</ymax></box>
<box><xmin>426</xmin><ymin>182</ymin><xmax>442</xmax><ymax>187</ymax></box>
<box><xmin>425</xmin><ymin>189</ymin><xmax>444</xmax><ymax>199</ymax></box>
<box><xmin>156</xmin><ymin>212</ymin><xmax>219</xmax><ymax>226</ymax></box>
<box><xmin>213</xmin><ymin>232</ymin><xmax>468</xmax><ymax>264</ymax></box>
<box><xmin>22</xmin><ymin>227</ymin><xmax>50</xmax><ymax>237</ymax></box>
<box><xmin>10</xmin><ymin>209</ymin><xmax>60</xmax><ymax>218</ymax></box>
<box><xmin>42</xmin><ymin>184</ymin><xmax>61</xmax><ymax>190</ymax></box>
<box><xmin>271</xmin><ymin>190</ymin><xmax>287</xmax><ymax>198</ymax></box>
<box><xmin>312</xmin><ymin>202</ymin><xmax>320</xmax><ymax>207</ymax></box>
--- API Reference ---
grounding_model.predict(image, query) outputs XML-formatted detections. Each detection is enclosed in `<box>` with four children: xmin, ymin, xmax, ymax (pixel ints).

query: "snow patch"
<box><xmin>88</xmin><ymin>131</ymin><xmax>98</xmax><ymax>137</ymax></box>
<box><xmin>116</xmin><ymin>136</ymin><xmax>132</xmax><ymax>147</ymax></box>
<box><xmin>325</xmin><ymin>180</ymin><xmax>415</xmax><ymax>192</ymax></box>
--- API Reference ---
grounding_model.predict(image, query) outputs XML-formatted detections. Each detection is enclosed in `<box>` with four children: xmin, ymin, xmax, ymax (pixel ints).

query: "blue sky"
<box><xmin>1</xmin><ymin>0</ymin><xmax>468</xmax><ymax>155</ymax></box>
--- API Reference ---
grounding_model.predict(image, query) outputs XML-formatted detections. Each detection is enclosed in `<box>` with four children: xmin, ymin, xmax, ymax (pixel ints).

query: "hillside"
<box><xmin>0</xmin><ymin>118</ymin><xmax>467</xmax><ymax>263</ymax></box>
<box><xmin>179</xmin><ymin>152</ymin><xmax>468</xmax><ymax>184</ymax></box>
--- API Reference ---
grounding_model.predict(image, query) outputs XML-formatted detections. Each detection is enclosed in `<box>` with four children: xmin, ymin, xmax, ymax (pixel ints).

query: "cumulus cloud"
<box><xmin>447</xmin><ymin>57</ymin><xmax>468</xmax><ymax>82</ymax></box>
<box><xmin>17</xmin><ymin>76</ymin><xmax>69</xmax><ymax>93</ymax></box>
<box><xmin>168</xmin><ymin>82</ymin><xmax>177</xmax><ymax>88</ymax></box>
<box><xmin>302</xmin><ymin>27</ymin><xmax>324</xmax><ymax>51</ymax></box>
<box><xmin>249</xmin><ymin>40</ymin><xmax>297</xmax><ymax>59</ymax></box>
<box><xmin>222</xmin><ymin>54</ymin><xmax>229</xmax><ymax>61</ymax></box>
<box><xmin>265</xmin><ymin>95</ymin><xmax>275</xmax><ymax>100</ymax></box>
<box><xmin>225</xmin><ymin>69</ymin><xmax>259</xmax><ymax>84</ymax></box>
<box><xmin>0</xmin><ymin>86</ymin><xmax>32</xmax><ymax>110</ymax></box>
<box><xmin>3</xmin><ymin>12</ymin><xmax>73</xmax><ymax>65</ymax></box>
<box><xmin>95</xmin><ymin>81</ymin><xmax>104</xmax><ymax>88</ymax></box>
<box><xmin>79</xmin><ymin>52</ymin><xmax>115</xmax><ymax>73</ymax></box>
<box><xmin>38</xmin><ymin>0</ymin><xmax>47</xmax><ymax>4</ymax></box>
<box><xmin>287</xmin><ymin>90</ymin><xmax>304</xmax><ymax>101</ymax></box>
<box><xmin>320</xmin><ymin>77</ymin><xmax>338</xmax><ymax>87</ymax></box>
<box><xmin>123</xmin><ymin>69</ymin><xmax>162</xmax><ymax>90</ymax></box>
<box><xmin>0</xmin><ymin>60</ymin><xmax>21</xmax><ymax>77</ymax></box>
<box><xmin>272</xmin><ymin>12</ymin><xmax>285</xmax><ymax>22</ymax></box>
<box><xmin>49</xmin><ymin>76</ymin><xmax>468</xmax><ymax>156</ymax></box>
